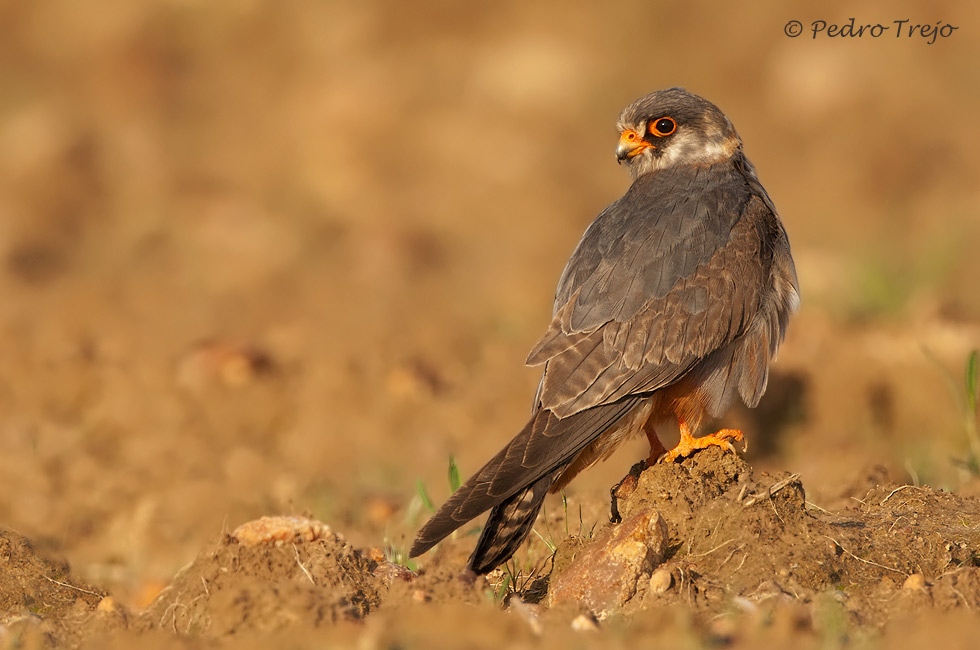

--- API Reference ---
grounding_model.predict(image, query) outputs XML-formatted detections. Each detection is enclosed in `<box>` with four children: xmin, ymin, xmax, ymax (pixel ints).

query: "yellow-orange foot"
<box><xmin>661</xmin><ymin>423</ymin><xmax>744</xmax><ymax>464</ymax></box>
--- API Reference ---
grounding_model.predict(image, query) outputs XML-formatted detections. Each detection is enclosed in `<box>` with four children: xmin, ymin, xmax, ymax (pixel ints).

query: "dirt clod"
<box><xmin>0</xmin><ymin>528</ymin><xmax>105</xmax><ymax>648</ymax></box>
<box><xmin>143</xmin><ymin>527</ymin><xmax>383</xmax><ymax>637</ymax></box>
<box><xmin>542</xmin><ymin>446</ymin><xmax>980</xmax><ymax>630</ymax></box>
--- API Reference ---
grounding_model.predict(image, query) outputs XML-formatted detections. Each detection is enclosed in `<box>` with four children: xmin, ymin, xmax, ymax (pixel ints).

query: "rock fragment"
<box><xmin>549</xmin><ymin>508</ymin><xmax>668</xmax><ymax>617</ymax></box>
<box><xmin>231</xmin><ymin>515</ymin><xmax>336</xmax><ymax>546</ymax></box>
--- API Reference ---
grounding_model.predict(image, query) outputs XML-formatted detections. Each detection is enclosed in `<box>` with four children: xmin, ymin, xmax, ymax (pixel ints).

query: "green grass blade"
<box><xmin>531</xmin><ymin>527</ymin><xmax>557</xmax><ymax>553</ymax></box>
<box><xmin>495</xmin><ymin>572</ymin><xmax>512</xmax><ymax>601</ymax></box>
<box><xmin>448</xmin><ymin>455</ymin><xmax>461</xmax><ymax>493</ymax></box>
<box><xmin>967</xmin><ymin>349</ymin><xmax>978</xmax><ymax>414</ymax></box>
<box><xmin>416</xmin><ymin>479</ymin><xmax>435</xmax><ymax>513</ymax></box>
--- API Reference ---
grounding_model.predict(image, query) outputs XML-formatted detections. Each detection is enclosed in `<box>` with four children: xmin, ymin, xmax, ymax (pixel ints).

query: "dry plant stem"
<box><xmin>293</xmin><ymin>544</ymin><xmax>316</xmax><ymax>585</ymax></box>
<box><xmin>42</xmin><ymin>575</ymin><xmax>102</xmax><ymax>598</ymax></box>
<box><xmin>880</xmin><ymin>485</ymin><xmax>914</xmax><ymax>505</ymax></box>
<box><xmin>820</xmin><ymin>535</ymin><xmax>905</xmax><ymax>575</ymax></box>
<box><xmin>688</xmin><ymin>538</ymin><xmax>739</xmax><ymax>559</ymax></box>
<box><xmin>805</xmin><ymin>501</ymin><xmax>833</xmax><ymax>514</ymax></box>
<box><xmin>741</xmin><ymin>474</ymin><xmax>801</xmax><ymax>508</ymax></box>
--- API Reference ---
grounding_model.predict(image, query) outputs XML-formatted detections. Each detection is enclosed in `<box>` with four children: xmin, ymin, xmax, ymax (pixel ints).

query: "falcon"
<box><xmin>410</xmin><ymin>88</ymin><xmax>799</xmax><ymax>575</ymax></box>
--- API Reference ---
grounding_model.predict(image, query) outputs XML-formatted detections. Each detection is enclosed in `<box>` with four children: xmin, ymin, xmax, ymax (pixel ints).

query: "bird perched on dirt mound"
<box><xmin>411</xmin><ymin>88</ymin><xmax>799</xmax><ymax>575</ymax></box>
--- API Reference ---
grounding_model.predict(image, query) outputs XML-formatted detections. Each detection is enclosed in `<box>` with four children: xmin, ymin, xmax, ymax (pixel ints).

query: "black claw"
<box><xmin>609</xmin><ymin>483</ymin><xmax>623</xmax><ymax>524</ymax></box>
<box><xmin>609</xmin><ymin>460</ymin><xmax>648</xmax><ymax>524</ymax></box>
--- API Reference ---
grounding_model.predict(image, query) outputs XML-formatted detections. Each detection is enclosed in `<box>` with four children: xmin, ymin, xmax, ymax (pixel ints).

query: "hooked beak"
<box><xmin>616</xmin><ymin>129</ymin><xmax>653</xmax><ymax>163</ymax></box>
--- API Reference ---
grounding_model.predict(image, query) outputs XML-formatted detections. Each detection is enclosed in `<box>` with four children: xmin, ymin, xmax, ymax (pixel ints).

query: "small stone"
<box><xmin>231</xmin><ymin>516</ymin><xmax>335</xmax><ymax>546</ymax></box>
<box><xmin>902</xmin><ymin>573</ymin><xmax>926</xmax><ymax>590</ymax></box>
<box><xmin>571</xmin><ymin>613</ymin><xmax>599</xmax><ymax>631</ymax></box>
<box><xmin>96</xmin><ymin>596</ymin><xmax>116</xmax><ymax>613</ymax></box>
<box><xmin>508</xmin><ymin>597</ymin><xmax>542</xmax><ymax>635</ymax></box>
<box><xmin>648</xmin><ymin>567</ymin><xmax>673</xmax><ymax>594</ymax></box>
<box><xmin>749</xmin><ymin>580</ymin><xmax>792</xmax><ymax>603</ymax></box>
<box><xmin>373</xmin><ymin>560</ymin><xmax>417</xmax><ymax>585</ymax></box>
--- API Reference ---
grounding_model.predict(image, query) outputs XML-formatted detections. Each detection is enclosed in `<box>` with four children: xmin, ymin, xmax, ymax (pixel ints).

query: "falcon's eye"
<box><xmin>650</xmin><ymin>117</ymin><xmax>676</xmax><ymax>137</ymax></box>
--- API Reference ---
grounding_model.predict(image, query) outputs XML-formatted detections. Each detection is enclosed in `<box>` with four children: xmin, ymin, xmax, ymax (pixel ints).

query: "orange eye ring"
<box><xmin>649</xmin><ymin>117</ymin><xmax>676</xmax><ymax>137</ymax></box>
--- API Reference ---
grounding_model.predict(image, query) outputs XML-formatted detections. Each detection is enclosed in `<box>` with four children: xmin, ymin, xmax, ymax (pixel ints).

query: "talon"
<box><xmin>609</xmin><ymin>483</ymin><xmax>623</xmax><ymax>524</ymax></box>
<box><xmin>661</xmin><ymin>421</ymin><xmax>745</xmax><ymax>463</ymax></box>
<box><xmin>609</xmin><ymin>460</ymin><xmax>646</xmax><ymax>523</ymax></box>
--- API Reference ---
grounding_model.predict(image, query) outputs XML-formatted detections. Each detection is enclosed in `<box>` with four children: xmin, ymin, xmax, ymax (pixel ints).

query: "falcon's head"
<box><xmin>615</xmin><ymin>88</ymin><xmax>741</xmax><ymax>179</ymax></box>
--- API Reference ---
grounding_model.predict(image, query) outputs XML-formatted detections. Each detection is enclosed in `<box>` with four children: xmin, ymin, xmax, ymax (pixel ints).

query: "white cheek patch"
<box><xmin>657</xmin><ymin>130</ymin><xmax>735</xmax><ymax>167</ymax></box>
<box><xmin>628</xmin><ymin>128</ymin><xmax>738</xmax><ymax>178</ymax></box>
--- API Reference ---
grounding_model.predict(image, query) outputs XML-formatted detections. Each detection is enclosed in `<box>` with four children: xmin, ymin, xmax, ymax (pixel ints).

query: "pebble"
<box><xmin>231</xmin><ymin>516</ymin><xmax>336</xmax><ymax>547</ymax></box>
<box><xmin>96</xmin><ymin>596</ymin><xmax>117</xmax><ymax>613</ymax></box>
<box><xmin>648</xmin><ymin>567</ymin><xmax>673</xmax><ymax>594</ymax></box>
<box><xmin>902</xmin><ymin>573</ymin><xmax>926</xmax><ymax>590</ymax></box>
<box><xmin>571</xmin><ymin>613</ymin><xmax>599</xmax><ymax>632</ymax></box>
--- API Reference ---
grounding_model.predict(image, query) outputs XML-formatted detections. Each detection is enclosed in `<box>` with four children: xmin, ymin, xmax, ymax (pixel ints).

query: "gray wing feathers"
<box><xmin>733</xmin><ymin>208</ymin><xmax>799</xmax><ymax>407</ymax></box>
<box><xmin>527</xmin><ymin>171</ymin><xmax>772</xmax><ymax>418</ymax></box>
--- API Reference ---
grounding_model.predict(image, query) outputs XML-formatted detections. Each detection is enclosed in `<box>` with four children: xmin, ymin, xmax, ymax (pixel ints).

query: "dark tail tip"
<box><xmin>466</xmin><ymin>471</ymin><xmax>557</xmax><ymax>575</ymax></box>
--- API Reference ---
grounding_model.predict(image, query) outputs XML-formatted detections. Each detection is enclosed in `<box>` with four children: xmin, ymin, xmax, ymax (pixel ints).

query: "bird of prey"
<box><xmin>410</xmin><ymin>88</ymin><xmax>799</xmax><ymax>575</ymax></box>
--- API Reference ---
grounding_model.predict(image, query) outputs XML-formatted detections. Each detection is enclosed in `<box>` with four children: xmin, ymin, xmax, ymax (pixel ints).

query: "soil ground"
<box><xmin>1</xmin><ymin>1</ymin><xmax>979</xmax><ymax>648</ymax></box>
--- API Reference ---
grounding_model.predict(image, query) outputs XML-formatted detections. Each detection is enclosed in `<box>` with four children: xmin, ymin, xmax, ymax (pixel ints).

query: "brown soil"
<box><xmin>7</xmin><ymin>448</ymin><xmax>980</xmax><ymax>648</ymax></box>
<box><xmin>0</xmin><ymin>529</ymin><xmax>104</xmax><ymax>647</ymax></box>
<box><xmin>1</xmin><ymin>1</ymin><xmax>979</xmax><ymax>648</ymax></box>
<box><xmin>603</xmin><ymin>448</ymin><xmax>980</xmax><ymax>629</ymax></box>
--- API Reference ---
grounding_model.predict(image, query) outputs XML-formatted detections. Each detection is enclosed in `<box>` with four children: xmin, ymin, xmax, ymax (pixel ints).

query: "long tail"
<box><xmin>466</xmin><ymin>466</ymin><xmax>563</xmax><ymax>574</ymax></box>
<box><xmin>410</xmin><ymin>396</ymin><xmax>642</xmax><ymax>573</ymax></box>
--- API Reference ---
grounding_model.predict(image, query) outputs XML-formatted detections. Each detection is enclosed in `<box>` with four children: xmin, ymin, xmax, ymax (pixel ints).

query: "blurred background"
<box><xmin>0</xmin><ymin>0</ymin><xmax>977</xmax><ymax>606</ymax></box>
